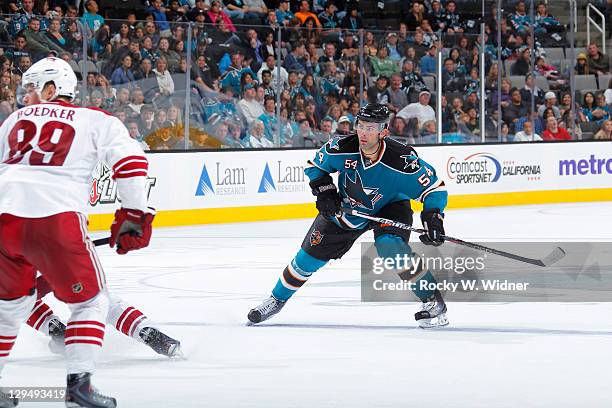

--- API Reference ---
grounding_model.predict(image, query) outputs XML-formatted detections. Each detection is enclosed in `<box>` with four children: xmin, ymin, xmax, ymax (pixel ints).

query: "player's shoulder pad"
<box><xmin>323</xmin><ymin>133</ymin><xmax>359</xmax><ymax>155</ymax></box>
<box><xmin>86</xmin><ymin>106</ymin><xmax>113</xmax><ymax>116</ymax></box>
<box><xmin>381</xmin><ymin>138</ymin><xmax>422</xmax><ymax>175</ymax></box>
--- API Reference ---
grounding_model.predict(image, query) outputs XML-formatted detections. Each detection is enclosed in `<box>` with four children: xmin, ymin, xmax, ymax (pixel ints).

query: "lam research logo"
<box><xmin>195</xmin><ymin>164</ymin><xmax>215</xmax><ymax>196</ymax></box>
<box><xmin>195</xmin><ymin>162</ymin><xmax>246</xmax><ymax>196</ymax></box>
<box><xmin>446</xmin><ymin>152</ymin><xmax>541</xmax><ymax>184</ymax></box>
<box><xmin>89</xmin><ymin>162</ymin><xmax>156</xmax><ymax>206</ymax></box>
<box><xmin>258</xmin><ymin>161</ymin><xmax>306</xmax><ymax>193</ymax></box>
<box><xmin>258</xmin><ymin>163</ymin><xmax>276</xmax><ymax>193</ymax></box>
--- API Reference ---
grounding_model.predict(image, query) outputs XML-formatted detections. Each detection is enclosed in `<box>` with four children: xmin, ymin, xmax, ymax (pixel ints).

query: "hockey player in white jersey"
<box><xmin>0</xmin><ymin>57</ymin><xmax>155</xmax><ymax>408</ymax></box>
<box><xmin>27</xmin><ymin>274</ymin><xmax>182</xmax><ymax>359</ymax></box>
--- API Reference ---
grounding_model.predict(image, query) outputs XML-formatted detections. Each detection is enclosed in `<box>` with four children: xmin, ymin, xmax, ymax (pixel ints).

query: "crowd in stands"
<box><xmin>0</xmin><ymin>0</ymin><xmax>610</xmax><ymax>150</ymax></box>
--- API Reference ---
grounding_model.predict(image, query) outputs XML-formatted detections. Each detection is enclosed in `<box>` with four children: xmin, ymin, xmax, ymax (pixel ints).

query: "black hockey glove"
<box><xmin>310</xmin><ymin>175</ymin><xmax>341</xmax><ymax>218</ymax></box>
<box><xmin>419</xmin><ymin>209</ymin><xmax>445</xmax><ymax>246</ymax></box>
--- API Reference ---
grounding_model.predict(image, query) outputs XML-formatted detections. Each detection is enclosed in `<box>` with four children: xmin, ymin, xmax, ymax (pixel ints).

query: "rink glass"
<box><xmin>0</xmin><ymin>10</ymin><xmax>606</xmax><ymax>150</ymax></box>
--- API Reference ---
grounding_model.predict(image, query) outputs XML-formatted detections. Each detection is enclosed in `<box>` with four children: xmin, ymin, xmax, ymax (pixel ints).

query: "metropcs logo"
<box><xmin>195</xmin><ymin>162</ymin><xmax>246</xmax><ymax>196</ymax></box>
<box><xmin>559</xmin><ymin>155</ymin><xmax>612</xmax><ymax>176</ymax></box>
<box><xmin>446</xmin><ymin>152</ymin><xmax>541</xmax><ymax>184</ymax></box>
<box><xmin>89</xmin><ymin>162</ymin><xmax>156</xmax><ymax>206</ymax></box>
<box><xmin>258</xmin><ymin>161</ymin><xmax>306</xmax><ymax>193</ymax></box>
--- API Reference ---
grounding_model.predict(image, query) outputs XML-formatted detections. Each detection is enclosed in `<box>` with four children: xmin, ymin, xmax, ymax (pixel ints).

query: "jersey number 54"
<box><xmin>418</xmin><ymin>166</ymin><xmax>434</xmax><ymax>187</ymax></box>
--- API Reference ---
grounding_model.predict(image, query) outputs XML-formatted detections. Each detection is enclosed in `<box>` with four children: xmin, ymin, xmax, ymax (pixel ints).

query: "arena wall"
<box><xmin>88</xmin><ymin>141</ymin><xmax>612</xmax><ymax>231</ymax></box>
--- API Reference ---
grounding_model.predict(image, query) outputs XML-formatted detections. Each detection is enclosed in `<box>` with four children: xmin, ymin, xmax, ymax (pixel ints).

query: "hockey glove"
<box><xmin>310</xmin><ymin>175</ymin><xmax>341</xmax><ymax>218</ymax></box>
<box><xmin>110</xmin><ymin>208</ymin><xmax>155</xmax><ymax>255</ymax></box>
<box><xmin>419</xmin><ymin>209</ymin><xmax>445</xmax><ymax>246</ymax></box>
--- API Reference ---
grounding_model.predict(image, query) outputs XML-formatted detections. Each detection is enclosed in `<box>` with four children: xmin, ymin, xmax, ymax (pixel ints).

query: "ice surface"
<box><xmin>5</xmin><ymin>202</ymin><xmax>612</xmax><ymax>407</ymax></box>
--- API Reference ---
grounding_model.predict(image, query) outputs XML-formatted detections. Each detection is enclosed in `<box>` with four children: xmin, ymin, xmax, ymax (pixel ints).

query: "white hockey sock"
<box><xmin>107</xmin><ymin>294</ymin><xmax>150</xmax><ymax>342</ymax></box>
<box><xmin>26</xmin><ymin>299</ymin><xmax>60</xmax><ymax>334</ymax></box>
<box><xmin>0</xmin><ymin>294</ymin><xmax>36</xmax><ymax>376</ymax></box>
<box><xmin>65</xmin><ymin>291</ymin><xmax>109</xmax><ymax>374</ymax></box>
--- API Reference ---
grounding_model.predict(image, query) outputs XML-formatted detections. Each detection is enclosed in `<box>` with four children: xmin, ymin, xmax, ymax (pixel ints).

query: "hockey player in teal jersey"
<box><xmin>248</xmin><ymin>103</ymin><xmax>449</xmax><ymax>328</ymax></box>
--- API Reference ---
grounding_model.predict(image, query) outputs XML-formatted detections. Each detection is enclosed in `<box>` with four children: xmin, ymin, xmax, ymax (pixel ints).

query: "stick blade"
<box><xmin>539</xmin><ymin>247</ymin><xmax>566</xmax><ymax>267</ymax></box>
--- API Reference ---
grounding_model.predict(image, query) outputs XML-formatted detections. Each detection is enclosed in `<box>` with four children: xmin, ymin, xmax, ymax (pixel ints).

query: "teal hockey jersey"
<box><xmin>305</xmin><ymin>134</ymin><xmax>448</xmax><ymax>229</ymax></box>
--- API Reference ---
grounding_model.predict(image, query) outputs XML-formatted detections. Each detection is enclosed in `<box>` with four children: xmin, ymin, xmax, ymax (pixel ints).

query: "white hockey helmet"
<box><xmin>22</xmin><ymin>57</ymin><xmax>78</xmax><ymax>102</ymax></box>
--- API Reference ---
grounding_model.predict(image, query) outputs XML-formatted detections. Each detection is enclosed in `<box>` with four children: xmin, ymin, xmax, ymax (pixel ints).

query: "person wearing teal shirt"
<box><xmin>81</xmin><ymin>0</ymin><xmax>105</xmax><ymax>33</ymax></box>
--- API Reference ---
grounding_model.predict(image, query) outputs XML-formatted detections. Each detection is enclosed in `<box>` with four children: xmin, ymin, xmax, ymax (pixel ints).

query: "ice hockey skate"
<box><xmin>47</xmin><ymin>317</ymin><xmax>66</xmax><ymax>356</ymax></box>
<box><xmin>65</xmin><ymin>373</ymin><xmax>116</xmax><ymax>408</ymax></box>
<box><xmin>415</xmin><ymin>290</ymin><xmax>449</xmax><ymax>328</ymax></box>
<box><xmin>139</xmin><ymin>327</ymin><xmax>183</xmax><ymax>358</ymax></box>
<box><xmin>247</xmin><ymin>296</ymin><xmax>286</xmax><ymax>324</ymax></box>
<box><xmin>0</xmin><ymin>389</ymin><xmax>17</xmax><ymax>408</ymax></box>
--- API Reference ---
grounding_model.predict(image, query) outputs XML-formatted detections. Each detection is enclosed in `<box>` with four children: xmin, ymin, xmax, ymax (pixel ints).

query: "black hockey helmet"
<box><xmin>356</xmin><ymin>103</ymin><xmax>391</xmax><ymax>129</ymax></box>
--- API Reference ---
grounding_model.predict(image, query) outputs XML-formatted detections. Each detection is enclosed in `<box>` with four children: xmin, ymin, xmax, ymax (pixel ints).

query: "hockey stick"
<box><xmin>93</xmin><ymin>237</ymin><xmax>110</xmax><ymax>246</ymax></box>
<box><xmin>340</xmin><ymin>208</ymin><xmax>566</xmax><ymax>267</ymax></box>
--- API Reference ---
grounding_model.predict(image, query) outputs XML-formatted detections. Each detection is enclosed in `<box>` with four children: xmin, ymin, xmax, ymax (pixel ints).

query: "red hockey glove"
<box><xmin>110</xmin><ymin>208</ymin><xmax>155</xmax><ymax>255</ymax></box>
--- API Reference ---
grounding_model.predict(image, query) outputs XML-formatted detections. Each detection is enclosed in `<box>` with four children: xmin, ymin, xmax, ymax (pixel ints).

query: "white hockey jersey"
<box><xmin>0</xmin><ymin>100</ymin><xmax>149</xmax><ymax>218</ymax></box>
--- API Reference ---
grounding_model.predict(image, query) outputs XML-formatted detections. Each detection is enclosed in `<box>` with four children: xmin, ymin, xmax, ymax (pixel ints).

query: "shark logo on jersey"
<box><xmin>258</xmin><ymin>163</ymin><xmax>276</xmax><ymax>193</ymax></box>
<box><xmin>400</xmin><ymin>155</ymin><xmax>421</xmax><ymax>174</ymax></box>
<box><xmin>327</xmin><ymin>138</ymin><xmax>341</xmax><ymax>151</ymax></box>
<box><xmin>343</xmin><ymin>171</ymin><xmax>383</xmax><ymax>210</ymax></box>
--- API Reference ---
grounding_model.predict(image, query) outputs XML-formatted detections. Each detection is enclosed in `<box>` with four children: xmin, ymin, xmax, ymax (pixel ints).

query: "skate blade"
<box><xmin>48</xmin><ymin>339</ymin><xmax>67</xmax><ymax>356</ymax></box>
<box><xmin>65</xmin><ymin>401</ymin><xmax>116</xmax><ymax>408</ymax></box>
<box><xmin>168</xmin><ymin>344</ymin><xmax>186</xmax><ymax>360</ymax></box>
<box><xmin>418</xmin><ymin>313</ymin><xmax>449</xmax><ymax>329</ymax></box>
<box><xmin>65</xmin><ymin>402</ymin><xmax>94</xmax><ymax>408</ymax></box>
<box><xmin>0</xmin><ymin>396</ymin><xmax>18</xmax><ymax>408</ymax></box>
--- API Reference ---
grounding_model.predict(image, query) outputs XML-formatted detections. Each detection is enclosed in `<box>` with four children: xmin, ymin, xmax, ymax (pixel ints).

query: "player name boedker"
<box><xmin>372</xmin><ymin>279</ymin><xmax>530</xmax><ymax>292</ymax></box>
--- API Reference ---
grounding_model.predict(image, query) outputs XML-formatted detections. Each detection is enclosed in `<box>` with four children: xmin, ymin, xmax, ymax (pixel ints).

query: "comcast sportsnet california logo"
<box><xmin>89</xmin><ymin>162</ymin><xmax>156</xmax><ymax>206</ymax></box>
<box><xmin>447</xmin><ymin>152</ymin><xmax>541</xmax><ymax>184</ymax></box>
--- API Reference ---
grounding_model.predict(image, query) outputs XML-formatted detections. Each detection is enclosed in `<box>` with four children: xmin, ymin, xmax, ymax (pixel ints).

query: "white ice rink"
<box><xmin>4</xmin><ymin>202</ymin><xmax>612</xmax><ymax>408</ymax></box>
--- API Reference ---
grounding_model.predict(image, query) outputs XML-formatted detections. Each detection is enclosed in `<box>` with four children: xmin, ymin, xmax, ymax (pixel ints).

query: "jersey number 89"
<box><xmin>4</xmin><ymin>120</ymin><xmax>76</xmax><ymax>166</ymax></box>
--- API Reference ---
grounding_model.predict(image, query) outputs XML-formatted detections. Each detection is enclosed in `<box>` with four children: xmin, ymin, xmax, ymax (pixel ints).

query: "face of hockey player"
<box><xmin>356</xmin><ymin>121</ymin><xmax>387</xmax><ymax>152</ymax></box>
<box><xmin>23</xmin><ymin>83</ymin><xmax>55</xmax><ymax>105</ymax></box>
<box><xmin>23</xmin><ymin>84</ymin><xmax>39</xmax><ymax>105</ymax></box>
